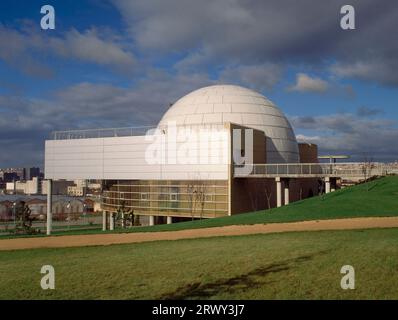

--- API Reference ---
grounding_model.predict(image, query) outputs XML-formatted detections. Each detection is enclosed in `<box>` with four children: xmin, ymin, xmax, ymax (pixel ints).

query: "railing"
<box><xmin>234</xmin><ymin>163</ymin><xmax>398</xmax><ymax>178</ymax></box>
<box><xmin>51</xmin><ymin>126</ymin><xmax>156</xmax><ymax>140</ymax></box>
<box><xmin>50</xmin><ymin>123</ymin><xmax>228</xmax><ymax>140</ymax></box>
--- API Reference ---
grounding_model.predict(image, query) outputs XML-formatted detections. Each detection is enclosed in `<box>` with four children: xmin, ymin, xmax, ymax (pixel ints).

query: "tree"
<box><xmin>187</xmin><ymin>182</ymin><xmax>196</xmax><ymax>221</ymax></box>
<box><xmin>13</xmin><ymin>201</ymin><xmax>40</xmax><ymax>235</ymax></box>
<box><xmin>195</xmin><ymin>182</ymin><xmax>207</xmax><ymax>220</ymax></box>
<box><xmin>361</xmin><ymin>155</ymin><xmax>375</xmax><ymax>191</ymax></box>
<box><xmin>264</xmin><ymin>188</ymin><xmax>272</xmax><ymax>210</ymax></box>
<box><xmin>115</xmin><ymin>200</ymin><xmax>134</xmax><ymax>228</ymax></box>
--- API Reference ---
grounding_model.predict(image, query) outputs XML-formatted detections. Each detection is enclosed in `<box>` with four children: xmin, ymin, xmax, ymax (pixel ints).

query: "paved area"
<box><xmin>1</xmin><ymin>216</ymin><xmax>398</xmax><ymax>251</ymax></box>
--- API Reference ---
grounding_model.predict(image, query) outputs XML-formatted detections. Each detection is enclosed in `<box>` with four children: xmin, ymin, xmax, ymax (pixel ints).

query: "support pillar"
<box><xmin>149</xmin><ymin>215</ymin><xmax>155</xmax><ymax>226</ymax></box>
<box><xmin>167</xmin><ymin>216</ymin><xmax>173</xmax><ymax>224</ymax></box>
<box><xmin>102</xmin><ymin>211</ymin><xmax>107</xmax><ymax>231</ymax></box>
<box><xmin>276</xmin><ymin>177</ymin><xmax>282</xmax><ymax>208</ymax></box>
<box><xmin>325</xmin><ymin>177</ymin><xmax>331</xmax><ymax>194</ymax></box>
<box><xmin>109</xmin><ymin>212</ymin><xmax>114</xmax><ymax>231</ymax></box>
<box><xmin>284</xmin><ymin>179</ymin><xmax>290</xmax><ymax>205</ymax></box>
<box><xmin>46</xmin><ymin>179</ymin><xmax>52</xmax><ymax>235</ymax></box>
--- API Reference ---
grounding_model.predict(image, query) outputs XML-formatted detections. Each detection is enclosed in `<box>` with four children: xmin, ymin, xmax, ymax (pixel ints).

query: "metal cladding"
<box><xmin>159</xmin><ymin>85</ymin><xmax>299</xmax><ymax>163</ymax></box>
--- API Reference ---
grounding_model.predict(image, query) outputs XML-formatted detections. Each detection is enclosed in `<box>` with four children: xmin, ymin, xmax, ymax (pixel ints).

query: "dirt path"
<box><xmin>1</xmin><ymin>216</ymin><xmax>398</xmax><ymax>251</ymax></box>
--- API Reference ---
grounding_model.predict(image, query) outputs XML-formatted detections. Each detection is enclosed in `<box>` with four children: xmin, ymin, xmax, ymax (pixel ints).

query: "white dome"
<box><xmin>158</xmin><ymin>84</ymin><xmax>299</xmax><ymax>163</ymax></box>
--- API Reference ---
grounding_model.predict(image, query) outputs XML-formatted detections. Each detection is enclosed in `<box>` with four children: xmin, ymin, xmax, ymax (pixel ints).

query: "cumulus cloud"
<box><xmin>112</xmin><ymin>0</ymin><xmax>398</xmax><ymax>86</ymax></box>
<box><xmin>330</xmin><ymin>60</ymin><xmax>398</xmax><ymax>86</ymax></box>
<box><xmin>0</xmin><ymin>24</ymin><xmax>135</xmax><ymax>77</ymax></box>
<box><xmin>49</xmin><ymin>28</ymin><xmax>135</xmax><ymax>70</ymax></box>
<box><xmin>0</xmin><ymin>24</ymin><xmax>53</xmax><ymax>78</ymax></box>
<box><xmin>288</xmin><ymin>73</ymin><xmax>329</xmax><ymax>93</ymax></box>
<box><xmin>356</xmin><ymin>106</ymin><xmax>384</xmax><ymax>118</ymax></box>
<box><xmin>219</xmin><ymin>64</ymin><xmax>283</xmax><ymax>91</ymax></box>
<box><xmin>291</xmin><ymin>114</ymin><xmax>398</xmax><ymax>161</ymax></box>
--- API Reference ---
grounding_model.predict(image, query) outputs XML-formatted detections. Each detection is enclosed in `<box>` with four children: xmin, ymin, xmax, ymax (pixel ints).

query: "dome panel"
<box><xmin>184</xmin><ymin>114</ymin><xmax>203</xmax><ymax>125</ymax></box>
<box><xmin>203</xmin><ymin>113</ymin><xmax>222</xmax><ymax>123</ymax></box>
<box><xmin>194</xmin><ymin>103</ymin><xmax>214</xmax><ymax>114</ymax></box>
<box><xmin>222</xmin><ymin>113</ymin><xmax>243</xmax><ymax>124</ymax></box>
<box><xmin>207</xmin><ymin>94</ymin><xmax>223</xmax><ymax>104</ymax></box>
<box><xmin>213</xmin><ymin>103</ymin><xmax>232</xmax><ymax>113</ymax></box>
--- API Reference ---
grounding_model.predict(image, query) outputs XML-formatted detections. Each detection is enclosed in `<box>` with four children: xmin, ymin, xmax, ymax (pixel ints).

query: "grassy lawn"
<box><xmin>1</xmin><ymin>176</ymin><xmax>397</xmax><ymax>239</ymax></box>
<box><xmin>1</xmin><ymin>227</ymin><xmax>398</xmax><ymax>299</ymax></box>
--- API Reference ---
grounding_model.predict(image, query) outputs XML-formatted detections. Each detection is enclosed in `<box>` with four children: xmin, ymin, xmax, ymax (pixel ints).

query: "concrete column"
<box><xmin>109</xmin><ymin>212</ymin><xmax>114</xmax><ymax>231</ymax></box>
<box><xmin>167</xmin><ymin>216</ymin><xmax>173</xmax><ymax>224</ymax></box>
<box><xmin>276</xmin><ymin>177</ymin><xmax>282</xmax><ymax>208</ymax></box>
<box><xmin>121</xmin><ymin>212</ymin><xmax>125</xmax><ymax>228</ymax></box>
<box><xmin>102</xmin><ymin>211</ymin><xmax>107</xmax><ymax>231</ymax></box>
<box><xmin>284</xmin><ymin>180</ymin><xmax>290</xmax><ymax>205</ymax></box>
<box><xmin>46</xmin><ymin>179</ymin><xmax>52</xmax><ymax>235</ymax></box>
<box><xmin>149</xmin><ymin>215</ymin><xmax>155</xmax><ymax>226</ymax></box>
<box><xmin>325</xmin><ymin>177</ymin><xmax>331</xmax><ymax>194</ymax></box>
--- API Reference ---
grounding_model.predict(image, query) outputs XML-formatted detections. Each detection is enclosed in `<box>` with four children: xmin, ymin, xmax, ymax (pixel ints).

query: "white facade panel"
<box><xmin>45</xmin><ymin>133</ymin><xmax>229</xmax><ymax>180</ymax></box>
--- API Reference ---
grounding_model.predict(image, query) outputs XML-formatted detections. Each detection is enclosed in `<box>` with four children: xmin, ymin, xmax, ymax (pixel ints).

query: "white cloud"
<box><xmin>50</xmin><ymin>28</ymin><xmax>135</xmax><ymax>70</ymax></box>
<box><xmin>219</xmin><ymin>64</ymin><xmax>283</xmax><ymax>91</ymax></box>
<box><xmin>291</xmin><ymin>114</ymin><xmax>398</xmax><ymax>161</ymax></box>
<box><xmin>288</xmin><ymin>73</ymin><xmax>329</xmax><ymax>93</ymax></box>
<box><xmin>330</xmin><ymin>60</ymin><xmax>398</xmax><ymax>86</ymax></box>
<box><xmin>0</xmin><ymin>24</ymin><xmax>135</xmax><ymax>77</ymax></box>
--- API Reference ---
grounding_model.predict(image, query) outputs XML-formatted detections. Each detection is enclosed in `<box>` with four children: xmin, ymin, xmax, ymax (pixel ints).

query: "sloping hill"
<box><xmin>133</xmin><ymin>175</ymin><xmax>398</xmax><ymax>232</ymax></box>
<box><xmin>2</xmin><ymin>176</ymin><xmax>396</xmax><ymax>239</ymax></box>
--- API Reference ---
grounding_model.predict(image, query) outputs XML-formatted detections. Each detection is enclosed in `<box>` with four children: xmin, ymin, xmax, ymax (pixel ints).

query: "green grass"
<box><xmin>1</xmin><ymin>175</ymin><xmax>397</xmax><ymax>239</ymax></box>
<box><xmin>1</xmin><ymin>227</ymin><xmax>398</xmax><ymax>299</ymax></box>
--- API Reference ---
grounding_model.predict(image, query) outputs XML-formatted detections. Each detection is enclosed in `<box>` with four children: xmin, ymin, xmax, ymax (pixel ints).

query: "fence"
<box><xmin>234</xmin><ymin>162</ymin><xmax>398</xmax><ymax>178</ymax></box>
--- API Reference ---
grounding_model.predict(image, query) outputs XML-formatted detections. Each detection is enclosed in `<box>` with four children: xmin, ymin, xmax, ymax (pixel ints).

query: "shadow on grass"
<box><xmin>159</xmin><ymin>250</ymin><xmax>330</xmax><ymax>299</ymax></box>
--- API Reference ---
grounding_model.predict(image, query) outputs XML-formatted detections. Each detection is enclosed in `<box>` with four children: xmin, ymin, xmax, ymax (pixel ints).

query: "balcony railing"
<box><xmin>50</xmin><ymin>123</ymin><xmax>228</xmax><ymax>140</ymax></box>
<box><xmin>234</xmin><ymin>163</ymin><xmax>398</xmax><ymax>178</ymax></box>
<box><xmin>51</xmin><ymin>126</ymin><xmax>156</xmax><ymax>140</ymax></box>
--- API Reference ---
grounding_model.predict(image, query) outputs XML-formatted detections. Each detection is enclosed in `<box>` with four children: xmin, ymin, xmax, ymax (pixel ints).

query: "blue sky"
<box><xmin>0</xmin><ymin>0</ymin><xmax>398</xmax><ymax>167</ymax></box>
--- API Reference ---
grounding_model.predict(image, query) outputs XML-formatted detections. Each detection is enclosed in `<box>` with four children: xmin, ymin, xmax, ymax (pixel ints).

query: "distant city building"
<box><xmin>3</xmin><ymin>172</ymin><xmax>20</xmax><ymax>183</ymax></box>
<box><xmin>25</xmin><ymin>167</ymin><xmax>41</xmax><ymax>180</ymax></box>
<box><xmin>0</xmin><ymin>196</ymin><xmax>99</xmax><ymax>221</ymax></box>
<box><xmin>5</xmin><ymin>177</ymin><xmax>40</xmax><ymax>195</ymax></box>
<box><xmin>67</xmin><ymin>185</ymin><xmax>86</xmax><ymax>197</ymax></box>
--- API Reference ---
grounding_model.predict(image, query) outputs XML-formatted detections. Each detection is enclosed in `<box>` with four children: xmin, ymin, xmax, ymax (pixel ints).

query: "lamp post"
<box><xmin>66</xmin><ymin>201</ymin><xmax>71</xmax><ymax>230</ymax></box>
<box><xmin>12</xmin><ymin>202</ymin><xmax>16</xmax><ymax>230</ymax></box>
<box><xmin>83</xmin><ymin>203</ymin><xmax>87</xmax><ymax>226</ymax></box>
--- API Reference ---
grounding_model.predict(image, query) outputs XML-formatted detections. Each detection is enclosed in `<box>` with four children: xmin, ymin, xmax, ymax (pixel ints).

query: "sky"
<box><xmin>0</xmin><ymin>0</ymin><xmax>398</xmax><ymax>168</ymax></box>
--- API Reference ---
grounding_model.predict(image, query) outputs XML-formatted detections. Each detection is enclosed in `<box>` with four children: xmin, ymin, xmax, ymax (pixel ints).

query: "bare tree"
<box><xmin>187</xmin><ymin>181</ymin><xmax>196</xmax><ymax>220</ymax></box>
<box><xmin>264</xmin><ymin>188</ymin><xmax>272</xmax><ymax>210</ymax></box>
<box><xmin>361</xmin><ymin>155</ymin><xmax>375</xmax><ymax>191</ymax></box>
<box><xmin>195</xmin><ymin>182</ymin><xmax>207</xmax><ymax>220</ymax></box>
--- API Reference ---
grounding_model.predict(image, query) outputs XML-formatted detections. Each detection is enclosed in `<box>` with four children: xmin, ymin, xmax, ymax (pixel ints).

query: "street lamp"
<box><xmin>83</xmin><ymin>203</ymin><xmax>87</xmax><ymax>226</ymax></box>
<box><xmin>12</xmin><ymin>202</ymin><xmax>16</xmax><ymax>229</ymax></box>
<box><xmin>66</xmin><ymin>201</ymin><xmax>71</xmax><ymax>230</ymax></box>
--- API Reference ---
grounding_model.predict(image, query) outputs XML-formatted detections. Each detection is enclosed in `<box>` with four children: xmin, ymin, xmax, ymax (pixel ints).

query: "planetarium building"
<box><xmin>45</xmin><ymin>85</ymin><xmax>318</xmax><ymax>227</ymax></box>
